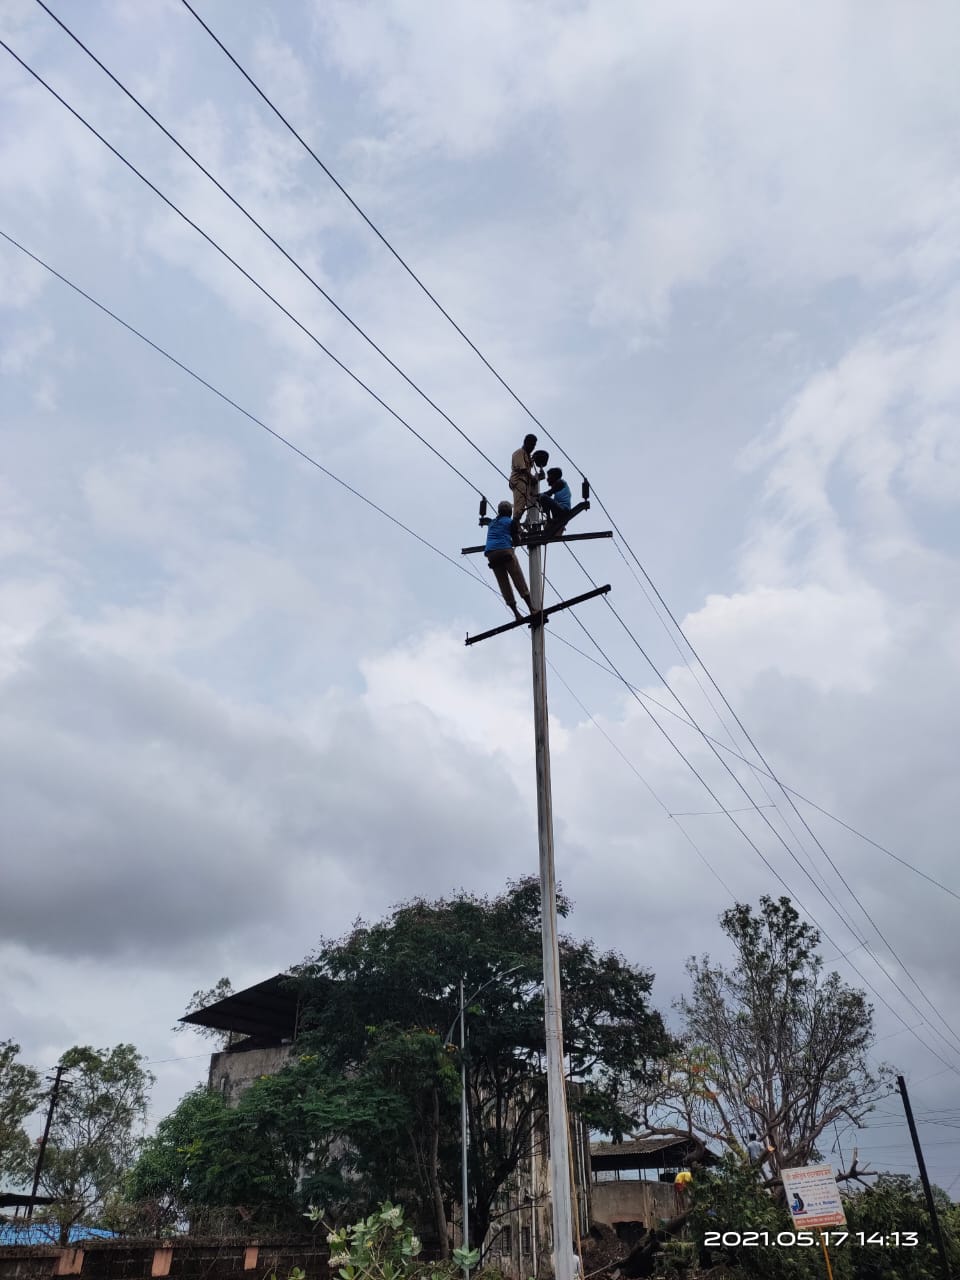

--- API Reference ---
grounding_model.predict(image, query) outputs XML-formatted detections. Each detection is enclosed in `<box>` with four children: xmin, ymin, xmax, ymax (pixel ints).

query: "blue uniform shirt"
<box><xmin>485</xmin><ymin>514</ymin><xmax>516</xmax><ymax>552</ymax></box>
<box><xmin>550</xmin><ymin>481</ymin><xmax>572</xmax><ymax>509</ymax></box>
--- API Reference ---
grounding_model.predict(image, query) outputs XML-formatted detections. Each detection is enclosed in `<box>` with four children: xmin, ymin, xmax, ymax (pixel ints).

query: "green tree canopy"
<box><xmin>39</xmin><ymin>1044</ymin><xmax>152</xmax><ymax>1243</ymax></box>
<box><xmin>0</xmin><ymin>1040</ymin><xmax>41</xmax><ymax>1186</ymax></box>
<box><xmin>294</xmin><ymin>877</ymin><xmax>675</xmax><ymax>1248</ymax></box>
<box><xmin>136</xmin><ymin>879</ymin><xmax>673</xmax><ymax>1249</ymax></box>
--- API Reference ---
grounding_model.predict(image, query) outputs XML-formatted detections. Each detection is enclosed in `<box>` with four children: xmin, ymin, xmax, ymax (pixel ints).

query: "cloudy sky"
<box><xmin>3</xmin><ymin>0</ymin><xmax>960</xmax><ymax>1188</ymax></box>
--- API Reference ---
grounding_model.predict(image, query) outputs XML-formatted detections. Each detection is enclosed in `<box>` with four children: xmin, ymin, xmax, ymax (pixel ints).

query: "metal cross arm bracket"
<box><xmin>465</xmin><ymin>584</ymin><xmax>611</xmax><ymax>646</ymax></box>
<box><xmin>461</xmin><ymin>530</ymin><xmax>612</xmax><ymax>555</ymax></box>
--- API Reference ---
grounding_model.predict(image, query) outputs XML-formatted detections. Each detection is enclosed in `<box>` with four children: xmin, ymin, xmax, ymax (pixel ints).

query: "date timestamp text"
<box><xmin>703</xmin><ymin>1231</ymin><xmax>919</xmax><ymax>1248</ymax></box>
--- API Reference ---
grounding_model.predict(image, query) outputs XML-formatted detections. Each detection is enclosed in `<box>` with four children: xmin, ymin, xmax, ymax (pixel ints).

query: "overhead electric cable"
<box><xmin>15</xmin><ymin>15</ymin><xmax>958</xmax><ymax>1074</ymax></box>
<box><xmin>177</xmin><ymin>7</ymin><xmax>960</xmax><ymax>957</ymax></box>
<box><xmin>32</xmin><ymin>0</ymin><xmax>508</xmax><ymax>490</ymax></box>
<box><xmin>609</xmin><ymin>537</ymin><xmax>823</xmax><ymax>877</ymax></box>
<box><xmin>0</xmin><ymin>230</ymin><xmax>494</xmax><ymax>599</ymax></box>
<box><xmin>10</xmin><ymin>219</ymin><xmax>957</xmax><ymax>1078</ymax></box>
<box><xmin>0</xmin><ymin>37</ymin><xmax>492</xmax><ymax>505</ymax></box>
<box><xmin>547</xmin><ymin>626</ymin><xmax>960</xmax><ymax>905</ymax></box>
<box><xmin>547</xmin><ymin>659</ymin><xmax>737</xmax><ymax>900</ymax></box>
<box><xmin>559</xmin><ymin>603</ymin><xmax>960</xmax><ymax>1075</ymax></box>
<box><xmin>564</xmin><ymin>546</ymin><xmax>960</xmax><ymax>1057</ymax></box>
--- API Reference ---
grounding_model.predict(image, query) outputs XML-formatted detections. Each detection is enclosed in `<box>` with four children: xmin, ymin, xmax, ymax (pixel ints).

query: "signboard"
<box><xmin>781</xmin><ymin>1164</ymin><xmax>847</xmax><ymax>1229</ymax></box>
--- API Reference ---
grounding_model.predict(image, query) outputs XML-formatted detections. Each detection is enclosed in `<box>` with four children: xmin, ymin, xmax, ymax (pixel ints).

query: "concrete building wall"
<box><xmin>590</xmin><ymin>1180</ymin><xmax>679</xmax><ymax>1233</ymax></box>
<box><xmin>477</xmin><ymin>1095</ymin><xmax>592</xmax><ymax>1280</ymax></box>
<box><xmin>208</xmin><ymin>1045</ymin><xmax>296</xmax><ymax>1107</ymax></box>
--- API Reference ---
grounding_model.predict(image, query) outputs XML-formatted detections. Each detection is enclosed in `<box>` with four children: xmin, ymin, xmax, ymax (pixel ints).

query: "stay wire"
<box><xmin>563</xmin><ymin>545</ymin><xmax>960</xmax><ymax>1058</ymax></box>
<box><xmin>176</xmin><ymin>4</ymin><xmax>957</xmax><ymax>940</ymax></box>
<box><xmin>0</xmin><ymin>36</ymin><xmax>490</xmax><ymax>506</ymax></box>
<box><xmin>32</xmin><ymin>0</ymin><xmax>508</xmax><ymax>490</ymax></box>
<box><xmin>0</xmin><ymin>229</ymin><xmax>495</xmax><ymax>600</ymax></box>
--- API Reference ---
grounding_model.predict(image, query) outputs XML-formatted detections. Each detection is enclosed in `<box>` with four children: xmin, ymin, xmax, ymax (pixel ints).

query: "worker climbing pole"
<box><xmin>461</xmin><ymin>440</ymin><xmax>612</xmax><ymax>1280</ymax></box>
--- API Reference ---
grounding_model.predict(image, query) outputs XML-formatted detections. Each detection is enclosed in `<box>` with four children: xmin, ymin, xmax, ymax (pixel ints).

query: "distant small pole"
<box><xmin>27</xmin><ymin>1063</ymin><xmax>67</xmax><ymax>1220</ymax></box>
<box><xmin>897</xmin><ymin>1074</ymin><xmax>952</xmax><ymax>1279</ymax></box>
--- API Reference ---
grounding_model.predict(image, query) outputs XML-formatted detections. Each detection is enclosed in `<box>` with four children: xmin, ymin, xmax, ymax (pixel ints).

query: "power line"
<box><xmin>21</xmin><ymin>15</ymin><xmax>958</xmax><ymax>955</ymax></box>
<box><xmin>0</xmin><ymin>230</ymin><xmax>494</xmax><ymax>601</ymax></box>
<box><xmin>32</xmin><ymin>0</ymin><xmax>508</xmax><ymax>491</ymax></box>
<box><xmin>548</xmin><ymin>627</ymin><xmax>960</xmax><ymax>905</ymax></box>
<box><xmin>12</xmin><ymin>17</ymin><xmax>960</xmax><ymax>1079</ymax></box>
<box><xmin>553</xmin><ymin>604</ymin><xmax>960</xmax><ymax>1076</ymax></box>
<box><xmin>175</xmin><ymin>4</ymin><xmax>960</xmax><ymax>1047</ymax></box>
<box><xmin>546</xmin><ymin>659</ymin><xmax>737</xmax><ymax>900</ymax></box>
<box><xmin>10</xmin><ymin>220</ymin><xmax>959</xmax><ymax>1083</ymax></box>
<box><xmin>562</xmin><ymin>547</ymin><xmax>960</xmax><ymax>1058</ymax></box>
<box><xmin>0</xmin><ymin>36</ymin><xmax>492</xmax><ymax>506</ymax></box>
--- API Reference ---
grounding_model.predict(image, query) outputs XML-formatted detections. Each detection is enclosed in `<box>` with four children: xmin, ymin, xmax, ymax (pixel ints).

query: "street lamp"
<box><xmin>444</xmin><ymin>965</ymin><xmax>524</xmax><ymax>1274</ymax></box>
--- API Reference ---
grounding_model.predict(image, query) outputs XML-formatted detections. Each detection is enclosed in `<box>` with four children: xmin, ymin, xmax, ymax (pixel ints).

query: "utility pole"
<box><xmin>27</xmin><ymin>1064</ymin><xmax>67</xmax><ymax>1220</ymax></box>
<box><xmin>462</xmin><ymin>471</ymin><xmax>609</xmax><ymax>1280</ymax></box>
<box><xmin>526</xmin><ymin>502</ymin><xmax>574</xmax><ymax>1280</ymax></box>
<box><xmin>460</xmin><ymin>976</ymin><xmax>470</xmax><ymax>1270</ymax></box>
<box><xmin>897</xmin><ymin>1075</ymin><xmax>953</xmax><ymax>1279</ymax></box>
<box><xmin>444</xmin><ymin>966</ymin><xmax>522</xmax><ymax>1272</ymax></box>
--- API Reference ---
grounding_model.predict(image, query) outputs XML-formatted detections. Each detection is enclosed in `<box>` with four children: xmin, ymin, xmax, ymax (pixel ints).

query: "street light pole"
<box><xmin>460</xmin><ymin>976</ymin><xmax>470</xmax><ymax>1269</ymax></box>
<box><xmin>445</xmin><ymin>965</ymin><xmax>523</xmax><ymax>1274</ymax></box>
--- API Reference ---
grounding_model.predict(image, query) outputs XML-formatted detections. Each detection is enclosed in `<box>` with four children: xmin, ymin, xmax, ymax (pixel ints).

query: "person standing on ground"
<box><xmin>510</xmin><ymin>434</ymin><xmax>544</xmax><ymax>520</ymax></box>
<box><xmin>484</xmin><ymin>501</ymin><xmax>533</xmax><ymax>622</ymax></box>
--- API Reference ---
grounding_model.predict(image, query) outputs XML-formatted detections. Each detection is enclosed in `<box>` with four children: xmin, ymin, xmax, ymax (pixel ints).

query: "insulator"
<box><xmin>479</xmin><ymin>497</ymin><xmax>488</xmax><ymax>518</ymax></box>
<box><xmin>581</xmin><ymin>478</ymin><xmax>590</xmax><ymax>500</ymax></box>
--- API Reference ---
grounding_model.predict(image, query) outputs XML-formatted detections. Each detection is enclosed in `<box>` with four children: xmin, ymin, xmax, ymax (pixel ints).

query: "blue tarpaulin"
<box><xmin>0</xmin><ymin>1223</ymin><xmax>118</xmax><ymax>1246</ymax></box>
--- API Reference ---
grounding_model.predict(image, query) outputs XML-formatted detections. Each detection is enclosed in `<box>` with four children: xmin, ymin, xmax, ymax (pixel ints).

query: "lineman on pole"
<box><xmin>510</xmin><ymin>434</ymin><xmax>546</xmax><ymax>520</ymax></box>
<box><xmin>484</xmin><ymin>501</ymin><xmax>533</xmax><ymax>622</ymax></box>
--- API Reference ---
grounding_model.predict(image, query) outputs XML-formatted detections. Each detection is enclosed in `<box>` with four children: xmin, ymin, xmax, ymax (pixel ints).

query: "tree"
<box><xmin>688</xmin><ymin>1163</ymin><xmax>960</xmax><ymax>1280</ymax></box>
<box><xmin>173</xmin><ymin>978</ymin><xmax>237</xmax><ymax>1048</ymax></box>
<box><xmin>295</xmin><ymin>877</ymin><xmax>675</xmax><ymax>1250</ymax></box>
<box><xmin>0</xmin><ymin>1040</ymin><xmax>41</xmax><ymax>1185</ymax></box>
<box><xmin>643</xmin><ymin>896</ymin><xmax>890</xmax><ymax>1178</ymax></box>
<box><xmin>127</xmin><ymin>1062</ymin><xmax>409</xmax><ymax>1232</ymax></box>
<box><xmin>39</xmin><ymin>1044</ymin><xmax>152</xmax><ymax>1243</ymax></box>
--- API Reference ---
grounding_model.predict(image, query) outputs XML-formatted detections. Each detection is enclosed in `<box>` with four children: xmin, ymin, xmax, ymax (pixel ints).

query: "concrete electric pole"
<box><xmin>463</xmin><ymin>475</ymin><xmax>610</xmax><ymax>1280</ymax></box>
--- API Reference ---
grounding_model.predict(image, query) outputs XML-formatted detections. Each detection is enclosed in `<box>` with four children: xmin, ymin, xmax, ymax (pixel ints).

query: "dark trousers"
<box><xmin>486</xmin><ymin>549</ymin><xmax>530</xmax><ymax>610</ymax></box>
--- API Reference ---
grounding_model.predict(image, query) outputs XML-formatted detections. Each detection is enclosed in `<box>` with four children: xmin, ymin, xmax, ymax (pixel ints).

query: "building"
<box><xmin>589</xmin><ymin>1136</ymin><xmax>717</xmax><ymax>1244</ymax></box>
<box><xmin>180</xmin><ymin>973</ymin><xmax>301</xmax><ymax>1105</ymax></box>
<box><xmin>184</xmin><ymin>977</ymin><xmax>592</xmax><ymax>1277</ymax></box>
<box><xmin>471</xmin><ymin>1090</ymin><xmax>592</xmax><ymax>1279</ymax></box>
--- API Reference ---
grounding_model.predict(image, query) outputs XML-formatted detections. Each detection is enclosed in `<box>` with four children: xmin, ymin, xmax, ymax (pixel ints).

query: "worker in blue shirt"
<box><xmin>484</xmin><ymin>501</ymin><xmax>533</xmax><ymax>622</ymax></box>
<box><xmin>539</xmin><ymin>467</ymin><xmax>572</xmax><ymax>524</ymax></box>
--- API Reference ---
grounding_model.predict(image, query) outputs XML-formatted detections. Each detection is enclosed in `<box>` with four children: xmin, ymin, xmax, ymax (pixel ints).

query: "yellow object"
<box><xmin>674</xmin><ymin>1170</ymin><xmax>693</xmax><ymax>1186</ymax></box>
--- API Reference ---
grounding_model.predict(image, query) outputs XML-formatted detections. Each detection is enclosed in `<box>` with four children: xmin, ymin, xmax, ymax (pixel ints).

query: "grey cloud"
<box><xmin>0</xmin><ymin>635</ymin><xmax>526</xmax><ymax>961</ymax></box>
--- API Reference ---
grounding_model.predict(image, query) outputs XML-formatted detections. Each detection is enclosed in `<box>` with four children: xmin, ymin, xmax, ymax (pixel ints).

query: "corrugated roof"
<box><xmin>591</xmin><ymin>1136</ymin><xmax>685</xmax><ymax>1158</ymax></box>
<box><xmin>590</xmin><ymin>1134</ymin><xmax>720</xmax><ymax>1170</ymax></box>
<box><xmin>179</xmin><ymin>974</ymin><xmax>300</xmax><ymax>1041</ymax></box>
